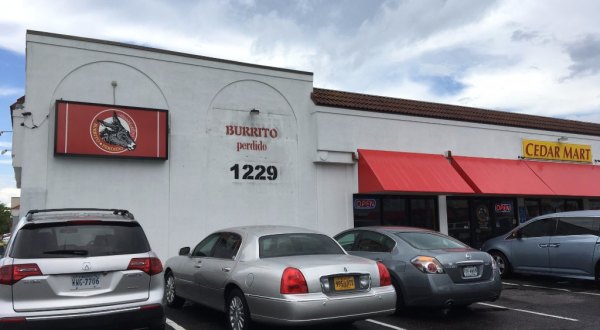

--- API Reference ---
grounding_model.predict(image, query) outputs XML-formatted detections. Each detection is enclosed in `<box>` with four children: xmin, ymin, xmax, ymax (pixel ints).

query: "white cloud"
<box><xmin>0</xmin><ymin>86</ymin><xmax>23</xmax><ymax>97</ymax></box>
<box><xmin>0</xmin><ymin>173</ymin><xmax>18</xmax><ymax>207</ymax></box>
<box><xmin>0</xmin><ymin>0</ymin><xmax>599</xmax><ymax>120</ymax></box>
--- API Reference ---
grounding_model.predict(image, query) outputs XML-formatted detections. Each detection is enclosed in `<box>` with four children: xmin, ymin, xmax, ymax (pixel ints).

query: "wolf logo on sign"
<box><xmin>91</xmin><ymin>110</ymin><xmax>138</xmax><ymax>153</ymax></box>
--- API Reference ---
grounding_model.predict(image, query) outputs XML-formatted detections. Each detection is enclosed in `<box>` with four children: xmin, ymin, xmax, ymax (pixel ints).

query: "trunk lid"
<box><xmin>431</xmin><ymin>249</ymin><xmax>494</xmax><ymax>283</ymax></box>
<box><xmin>11</xmin><ymin>253</ymin><xmax>151</xmax><ymax>312</ymax></box>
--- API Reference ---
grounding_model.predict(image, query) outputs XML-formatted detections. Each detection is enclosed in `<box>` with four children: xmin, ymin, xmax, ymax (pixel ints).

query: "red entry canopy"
<box><xmin>358</xmin><ymin>149</ymin><xmax>474</xmax><ymax>194</ymax></box>
<box><xmin>525</xmin><ymin>161</ymin><xmax>600</xmax><ymax>197</ymax></box>
<box><xmin>451</xmin><ymin>156</ymin><xmax>554</xmax><ymax>195</ymax></box>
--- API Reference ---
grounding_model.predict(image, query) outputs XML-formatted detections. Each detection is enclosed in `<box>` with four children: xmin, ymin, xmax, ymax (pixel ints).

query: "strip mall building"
<box><xmin>9</xmin><ymin>31</ymin><xmax>600</xmax><ymax>259</ymax></box>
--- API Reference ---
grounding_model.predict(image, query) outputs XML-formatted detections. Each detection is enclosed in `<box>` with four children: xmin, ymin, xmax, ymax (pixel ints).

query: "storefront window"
<box><xmin>410</xmin><ymin>199</ymin><xmax>436</xmax><ymax>229</ymax></box>
<box><xmin>493</xmin><ymin>200</ymin><xmax>516</xmax><ymax>235</ymax></box>
<box><xmin>447</xmin><ymin>197</ymin><xmax>518</xmax><ymax>249</ymax></box>
<box><xmin>525</xmin><ymin>199</ymin><xmax>540</xmax><ymax>220</ymax></box>
<box><xmin>541</xmin><ymin>199</ymin><xmax>565</xmax><ymax>214</ymax></box>
<box><xmin>382</xmin><ymin>197</ymin><xmax>408</xmax><ymax>226</ymax></box>
<box><xmin>353</xmin><ymin>196</ymin><xmax>380</xmax><ymax>227</ymax></box>
<box><xmin>353</xmin><ymin>195</ymin><xmax>436</xmax><ymax>230</ymax></box>
<box><xmin>526</xmin><ymin>198</ymin><xmax>583</xmax><ymax>218</ymax></box>
<box><xmin>447</xmin><ymin>199</ymin><xmax>470</xmax><ymax>243</ymax></box>
<box><xmin>565</xmin><ymin>200</ymin><xmax>579</xmax><ymax>211</ymax></box>
<box><xmin>590</xmin><ymin>200</ymin><xmax>600</xmax><ymax>210</ymax></box>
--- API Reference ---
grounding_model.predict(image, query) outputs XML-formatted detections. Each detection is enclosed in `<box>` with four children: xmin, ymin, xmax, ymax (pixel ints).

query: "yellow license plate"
<box><xmin>334</xmin><ymin>276</ymin><xmax>355</xmax><ymax>291</ymax></box>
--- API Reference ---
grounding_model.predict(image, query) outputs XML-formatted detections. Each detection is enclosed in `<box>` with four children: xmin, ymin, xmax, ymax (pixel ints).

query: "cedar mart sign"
<box><xmin>522</xmin><ymin>139</ymin><xmax>592</xmax><ymax>163</ymax></box>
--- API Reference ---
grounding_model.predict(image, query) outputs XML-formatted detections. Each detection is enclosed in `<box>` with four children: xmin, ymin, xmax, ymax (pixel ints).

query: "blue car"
<box><xmin>482</xmin><ymin>210</ymin><xmax>600</xmax><ymax>283</ymax></box>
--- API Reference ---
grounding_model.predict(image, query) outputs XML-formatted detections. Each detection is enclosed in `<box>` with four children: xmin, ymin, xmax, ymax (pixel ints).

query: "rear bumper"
<box><xmin>403</xmin><ymin>270</ymin><xmax>502</xmax><ymax>307</ymax></box>
<box><xmin>0</xmin><ymin>305</ymin><xmax>165</xmax><ymax>330</ymax></box>
<box><xmin>247</xmin><ymin>285</ymin><xmax>396</xmax><ymax>325</ymax></box>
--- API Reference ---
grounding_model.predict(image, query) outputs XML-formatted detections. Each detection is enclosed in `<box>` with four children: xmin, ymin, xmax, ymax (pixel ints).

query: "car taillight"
<box><xmin>411</xmin><ymin>256</ymin><xmax>445</xmax><ymax>274</ymax></box>
<box><xmin>280</xmin><ymin>267</ymin><xmax>308</xmax><ymax>294</ymax></box>
<box><xmin>377</xmin><ymin>262</ymin><xmax>392</xmax><ymax>286</ymax></box>
<box><xmin>0</xmin><ymin>264</ymin><xmax>43</xmax><ymax>285</ymax></box>
<box><xmin>127</xmin><ymin>257</ymin><xmax>163</xmax><ymax>276</ymax></box>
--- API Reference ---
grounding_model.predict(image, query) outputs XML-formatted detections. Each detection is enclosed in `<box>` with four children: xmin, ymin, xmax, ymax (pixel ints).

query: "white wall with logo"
<box><xmin>20</xmin><ymin>33</ymin><xmax>315</xmax><ymax>259</ymax></box>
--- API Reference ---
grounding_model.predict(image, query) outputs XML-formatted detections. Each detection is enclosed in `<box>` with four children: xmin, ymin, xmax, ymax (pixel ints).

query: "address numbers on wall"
<box><xmin>230</xmin><ymin>164</ymin><xmax>278</xmax><ymax>181</ymax></box>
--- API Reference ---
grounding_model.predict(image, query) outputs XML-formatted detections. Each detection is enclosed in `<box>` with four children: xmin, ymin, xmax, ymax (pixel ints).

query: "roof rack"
<box><xmin>26</xmin><ymin>208</ymin><xmax>134</xmax><ymax>221</ymax></box>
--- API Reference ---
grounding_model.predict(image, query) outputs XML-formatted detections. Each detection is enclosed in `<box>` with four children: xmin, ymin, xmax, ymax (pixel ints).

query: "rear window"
<box><xmin>11</xmin><ymin>221</ymin><xmax>150</xmax><ymax>258</ymax></box>
<box><xmin>395</xmin><ymin>232</ymin><xmax>468</xmax><ymax>250</ymax></box>
<box><xmin>259</xmin><ymin>233</ymin><xmax>344</xmax><ymax>258</ymax></box>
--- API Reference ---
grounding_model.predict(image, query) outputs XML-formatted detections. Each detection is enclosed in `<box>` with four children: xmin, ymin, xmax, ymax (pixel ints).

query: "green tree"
<box><xmin>0</xmin><ymin>203</ymin><xmax>12</xmax><ymax>234</ymax></box>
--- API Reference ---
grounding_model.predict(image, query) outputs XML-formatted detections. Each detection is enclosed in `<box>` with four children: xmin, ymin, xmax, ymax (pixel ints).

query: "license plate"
<box><xmin>462</xmin><ymin>266</ymin><xmax>478</xmax><ymax>277</ymax></box>
<box><xmin>71</xmin><ymin>273</ymin><xmax>101</xmax><ymax>290</ymax></box>
<box><xmin>334</xmin><ymin>276</ymin><xmax>355</xmax><ymax>291</ymax></box>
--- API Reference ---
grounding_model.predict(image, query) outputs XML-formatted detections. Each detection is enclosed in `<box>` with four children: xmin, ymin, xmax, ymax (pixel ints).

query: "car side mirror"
<box><xmin>179</xmin><ymin>247</ymin><xmax>190</xmax><ymax>256</ymax></box>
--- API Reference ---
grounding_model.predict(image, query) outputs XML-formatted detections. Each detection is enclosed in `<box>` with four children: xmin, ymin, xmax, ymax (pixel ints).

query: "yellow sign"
<box><xmin>522</xmin><ymin>139</ymin><xmax>592</xmax><ymax>163</ymax></box>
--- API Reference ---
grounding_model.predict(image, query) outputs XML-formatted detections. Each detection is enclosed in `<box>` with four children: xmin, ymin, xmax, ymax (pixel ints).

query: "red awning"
<box><xmin>358</xmin><ymin>149</ymin><xmax>474</xmax><ymax>194</ymax></box>
<box><xmin>525</xmin><ymin>161</ymin><xmax>600</xmax><ymax>197</ymax></box>
<box><xmin>451</xmin><ymin>156</ymin><xmax>554</xmax><ymax>195</ymax></box>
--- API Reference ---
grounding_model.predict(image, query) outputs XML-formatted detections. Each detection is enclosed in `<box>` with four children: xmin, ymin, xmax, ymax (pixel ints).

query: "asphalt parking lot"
<box><xmin>164</xmin><ymin>275</ymin><xmax>600</xmax><ymax>330</ymax></box>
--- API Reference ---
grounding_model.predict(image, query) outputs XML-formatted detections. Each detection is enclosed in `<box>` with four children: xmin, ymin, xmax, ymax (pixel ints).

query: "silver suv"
<box><xmin>0</xmin><ymin>209</ymin><xmax>165</xmax><ymax>329</ymax></box>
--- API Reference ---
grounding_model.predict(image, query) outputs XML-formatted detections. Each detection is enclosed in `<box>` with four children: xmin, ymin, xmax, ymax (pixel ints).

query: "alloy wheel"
<box><xmin>166</xmin><ymin>275</ymin><xmax>176</xmax><ymax>304</ymax></box>
<box><xmin>229</xmin><ymin>295</ymin><xmax>246</xmax><ymax>330</ymax></box>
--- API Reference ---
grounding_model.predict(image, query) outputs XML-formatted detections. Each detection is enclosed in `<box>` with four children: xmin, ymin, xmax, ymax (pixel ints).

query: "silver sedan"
<box><xmin>335</xmin><ymin>226</ymin><xmax>502</xmax><ymax>310</ymax></box>
<box><xmin>163</xmin><ymin>225</ymin><xmax>396</xmax><ymax>330</ymax></box>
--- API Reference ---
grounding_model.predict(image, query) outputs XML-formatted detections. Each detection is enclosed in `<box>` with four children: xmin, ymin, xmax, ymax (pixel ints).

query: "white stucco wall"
<box><xmin>20</xmin><ymin>32</ymin><xmax>316</xmax><ymax>260</ymax></box>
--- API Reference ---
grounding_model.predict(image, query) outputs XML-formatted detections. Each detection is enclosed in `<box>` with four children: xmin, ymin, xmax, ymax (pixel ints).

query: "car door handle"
<box><xmin>538</xmin><ymin>243</ymin><xmax>548</xmax><ymax>248</ymax></box>
<box><xmin>549</xmin><ymin>243</ymin><xmax>561</xmax><ymax>248</ymax></box>
<box><xmin>222</xmin><ymin>267</ymin><xmax>231</xmax><ymax>272</ymax></box>
<box><xmin>194</xmin><ymin>261</ymin><xmax>202</xmax><ymax>268</ymax></box>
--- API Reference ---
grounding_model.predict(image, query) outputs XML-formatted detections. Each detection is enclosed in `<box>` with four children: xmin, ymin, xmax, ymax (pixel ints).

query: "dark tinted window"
<box><xmin>212</xmin><ymin>233</ymin><xmax>242</xmax><ymax>259</ymax></box>
<box><xmin>519</xmin><ymin>218</ymin><xmax>556</xmax><ymax>238</ymax></box>
<box><xmin>335</xmin><ymin>231</ymin><xmax>360</xmax><ymax>251</ymax></box>
<box><xmin>192</xmin><ymin>234</ymin><xmax>220</xmax><ymax>257</ymax></box>
<box><xmin>395</xmin><ymin>232</ymin><xmax>467</xmax><ymax>249</ymax></box>
<box><xmin>355</xmin><ymin>231</ymin><xmax>395</xmax><ymax>253</ymax></box>
<box><xmin>556</xmin><ymin>217</ymin><xmax>600</xmax><ymax>236</ymax></box>
<box><xmin>259</xmin><ymin>233</ymin><xmax>344</xmax><ymax>258</ymax></box>
<box><xmin>12</xmin><ymin>221</ymin><xmax>150</xmax><ymax>258</ymax></box>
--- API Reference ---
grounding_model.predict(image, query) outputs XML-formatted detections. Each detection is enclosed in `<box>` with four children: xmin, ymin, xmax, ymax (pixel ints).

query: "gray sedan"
<box><xmin>163</xmin><ymin>225</ymin><xmax>396</xmax><ymax>330</ymax></box>
<box><xmin>334</xmin><ymin>226</ymin><xmax>502</xmax><ymax>310</ymax></box>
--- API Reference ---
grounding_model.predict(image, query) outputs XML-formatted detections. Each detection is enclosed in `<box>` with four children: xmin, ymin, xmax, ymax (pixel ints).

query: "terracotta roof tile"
<box><xmin>311</xmin><ymin>88</ymin><xmax>600</xmax><ymax>137</ymax></box>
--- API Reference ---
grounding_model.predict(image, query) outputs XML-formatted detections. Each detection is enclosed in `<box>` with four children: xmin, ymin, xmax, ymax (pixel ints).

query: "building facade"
<box><xmin>10</xmin><ymin>31</ymin><xmax>600</xmax><ymax>259</ymax></box>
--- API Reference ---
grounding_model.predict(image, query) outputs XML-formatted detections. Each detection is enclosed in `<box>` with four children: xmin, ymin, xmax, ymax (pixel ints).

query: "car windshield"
<box><xmin>11</xmin><ymin>221</ymin><xmax>150</xmax><ymax>258</ymax></box>
<box><xmin>394</xmin><ymin>232</ymin><xmax>468</xmax><ymax>250</ymax></box>
<box><xmin>259</xmin><ymin>233</ymin><xmax>344</xmax><ymax>258</ymax></box>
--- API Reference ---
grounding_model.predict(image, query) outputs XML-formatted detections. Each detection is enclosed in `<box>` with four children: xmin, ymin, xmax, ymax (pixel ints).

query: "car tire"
<box><xmin>595</xmin><ymin>263</ymin><xmax>600</xmax><ymax>288</ymax></box>
<box><xmin>391</xmin><ymin>277</ymin><xmax>406</xmax><ymax>314</ymax></box>
<box><xmin>226</xmin><ymin>288</ymin><xmax>252</xmax><ymax>330</ymax></box>
<box><xmin>165</xmin><ymin>272</ymin><xmax>185</xmax><ymax>308</ymax></box>
<box><xmin>490</xmin><ymin>251</ymin><xmax>511</xmax><ymax>278</ymax></box>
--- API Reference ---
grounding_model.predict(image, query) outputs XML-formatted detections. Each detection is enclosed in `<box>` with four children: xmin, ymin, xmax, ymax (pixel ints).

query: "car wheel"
<box><xmin>391</xmin><ymin>277</ymin><xmax>406</xmax><ymax>314</ymax></box>
<box><xmin>490</xmin><ymin>251</ymin><xmax>511</xmax><ymax>278</ymax></box>
<box><xmin>165</xmin><ymin>272</ymin><xmax>185</xmax><ymax>308</ymax></box>
<box><xmin>226</xmin><ymin>289</ymin><xmax>252</xmax><ymax>330</ymax></box>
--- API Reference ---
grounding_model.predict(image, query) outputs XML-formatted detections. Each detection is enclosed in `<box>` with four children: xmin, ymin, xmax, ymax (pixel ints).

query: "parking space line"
<box><xmin>366</xmin><ymin>318</ymin><xmax>407</xmax><ymax>330</ymax></box>
<box><xmin>503</xmin><ymin>282</ymin><xmax>600</xmax><ymax>296</ymax></box>
<box><xmin>477</xmin><ymin>302</ymin><xmax>578</xmax><ymax>322</ymax></box>
<box><xmin>166</xmin><ymin>318</ymin><xmax>187</xmax><ymax>330</ymax></box>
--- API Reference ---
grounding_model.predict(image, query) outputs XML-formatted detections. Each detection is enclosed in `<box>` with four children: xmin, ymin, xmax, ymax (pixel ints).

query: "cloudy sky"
<box><xmin>1</xmin><ymin>0</ymin><xmax>600</xmax><ymax>206</ymax></box>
